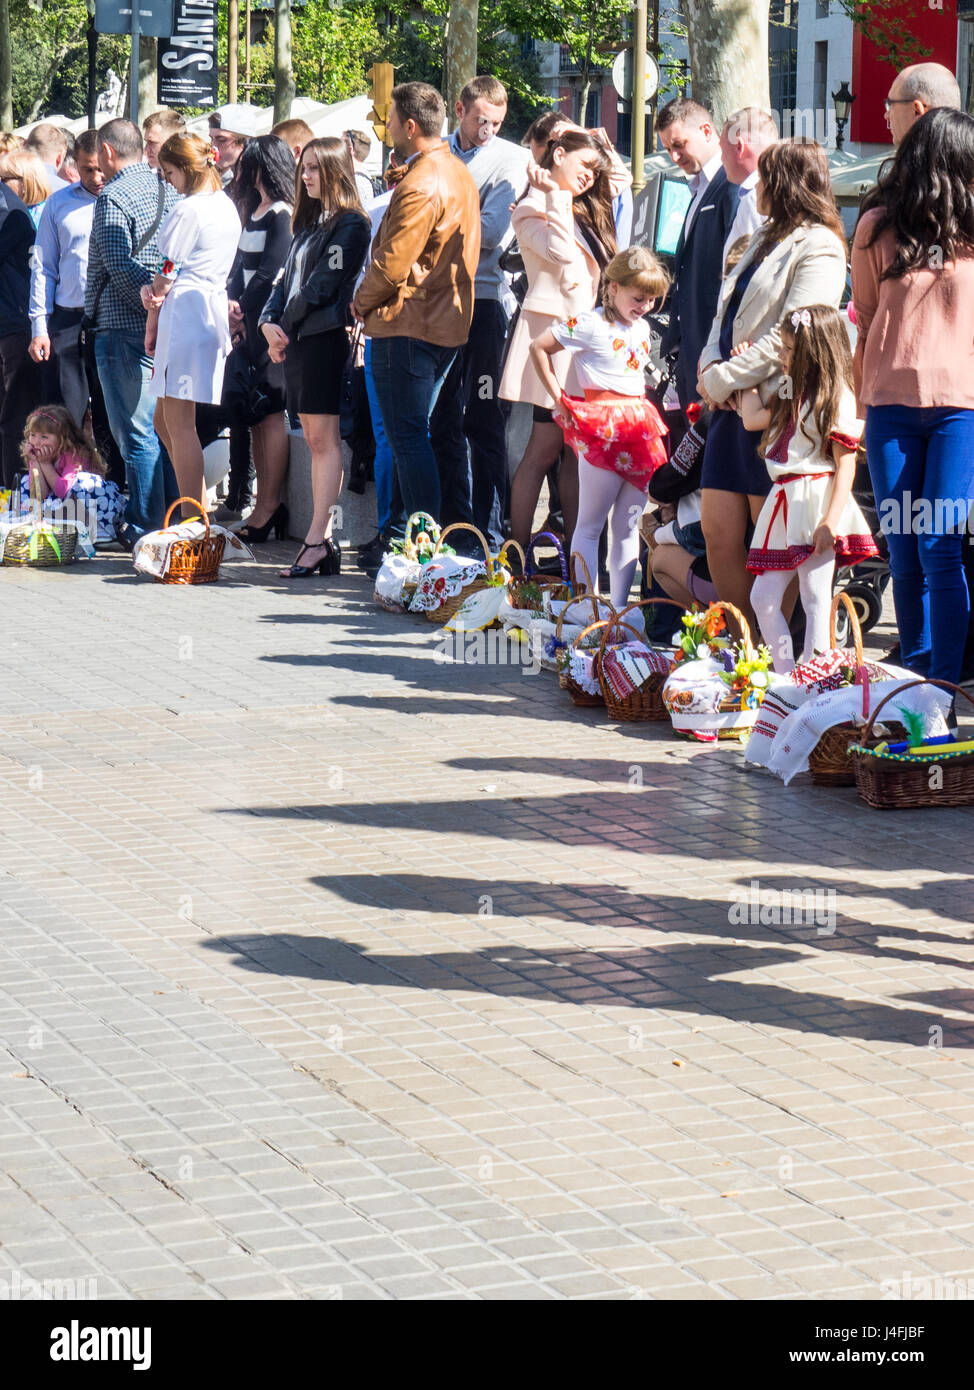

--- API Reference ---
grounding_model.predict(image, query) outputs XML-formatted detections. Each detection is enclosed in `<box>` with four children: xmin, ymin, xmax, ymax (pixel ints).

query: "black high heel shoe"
<box><xmin>280</xmin><ymin>539</ymin><xmax>331</xmax><ymax>579</ymax></box>
<box><xmin>237</xmin><ymin>503</ymin><xmax>286</xmax><ymax>539</ymax></box>
<box><xmin>323</xmin><ymin>538</ymin><xmax>342</xmax><ymax>575</ymax></box>
<box><xmin>237</xmin><ymin>503</ymin><xmax>288</xmax><ymax>544</ymax></box>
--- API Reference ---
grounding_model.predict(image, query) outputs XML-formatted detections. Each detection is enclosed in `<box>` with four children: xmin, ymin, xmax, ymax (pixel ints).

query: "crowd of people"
<box><xmin>0</xmin><ymin>59</ymin><xmax>972</xmax><ymax>691</ymax></box>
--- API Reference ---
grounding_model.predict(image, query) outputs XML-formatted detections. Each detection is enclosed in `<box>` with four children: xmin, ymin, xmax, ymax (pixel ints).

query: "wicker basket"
<box><xmin>663</xmin><ymin>601</ymin><xmax>764</xmax><ymax>740</ymax></box>
<box><xmin>850</xmin><ymin>679</ymin><xmax>974</xmax><ymax>809</ymax></box>
<box><xmin>552</xmin><ymin>595</ymin><xmax>604</xmax><ymax>702</ymax></box>
<box><xmin>596</xmin><ymin>598</ymin><xmax>685</xmax><ymax>721</ymax></box>
<box><xmin>423</xmin><ymin>525</ymin><xmax>525</xmax><ymax>626</ymax></box>
<box><xmin>564</xmin><ymin>609</ymin><xmax>643</xmax><ymax>708</ymax></box>
<box><xmin>2</xmin><ymin>467</ymin><xmax>78</xmax><ymax>567</ymax></box>
<box><xmin>155</xmin><ymin>497</ymin><xmax>226</xmax><ymax>585</ymax></box>
<box><xmin>508</xmin><ymin>529</ymin><xmax>572</xmax><ymax>612</ymax></box>
<box><xmin>807</xmin><ymin>593</ymin><xmax>906</xmax><ymax>786</ymax></box>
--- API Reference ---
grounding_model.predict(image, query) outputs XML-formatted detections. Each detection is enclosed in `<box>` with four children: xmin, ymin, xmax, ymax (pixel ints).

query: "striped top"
<box><xmin>227</xmin><ymin>201</ymin><xmax>292</xmax><ymax>321</ymax></box>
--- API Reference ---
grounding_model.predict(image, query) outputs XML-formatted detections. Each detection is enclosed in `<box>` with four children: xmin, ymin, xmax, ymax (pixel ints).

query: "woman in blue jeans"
<box><xmin>852</xmin><ymin>109</ymin><xmax>974</xmax><ymax>685</ymax></box>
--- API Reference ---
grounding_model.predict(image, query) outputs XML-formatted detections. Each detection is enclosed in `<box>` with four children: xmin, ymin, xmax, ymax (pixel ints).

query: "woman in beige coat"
<box><xmin>500</xmin><ymin>130</ymin><xmax>617</xmax><ymax>548</ymax></box>
<box><xmin>696</xmin><ymin>138</ymin><xmax>847</xmax><ymax>630</ymax></box>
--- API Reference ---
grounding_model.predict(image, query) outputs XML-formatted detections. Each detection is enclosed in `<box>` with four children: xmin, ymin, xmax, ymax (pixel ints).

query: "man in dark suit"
<box><xmin>0</xmin><ymin>180</ymin><xmax>38</xmax><ymax>485</ymax></box>
<box><xmin>658</xmin><ymin>99</ymin><xmax>738</xmax><ymax>411</ymax></box>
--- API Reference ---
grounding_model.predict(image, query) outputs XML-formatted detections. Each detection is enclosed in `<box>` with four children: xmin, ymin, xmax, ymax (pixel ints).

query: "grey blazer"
<box><xmin>698</xmin><ymin>222</ymin><xmax>848</xmax><ymax>404</ymax></box>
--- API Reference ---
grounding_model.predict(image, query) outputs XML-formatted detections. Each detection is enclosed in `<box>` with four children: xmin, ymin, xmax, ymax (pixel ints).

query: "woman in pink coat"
<box><xmin>500</xmin><ymin>130</ymin><xmax>617</xmax><ymax>549</ymax></box>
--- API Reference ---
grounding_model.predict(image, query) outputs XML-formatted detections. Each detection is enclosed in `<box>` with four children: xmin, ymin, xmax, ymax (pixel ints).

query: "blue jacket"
<box><xmin>0</xmin><ymin>184</ymin><xmax>36</xmax><ymax>338</ymax></box>
<box><xmin>660</xmin><ymin>166</ymin><xmax>738</xmax><ymax>409</ymax></box>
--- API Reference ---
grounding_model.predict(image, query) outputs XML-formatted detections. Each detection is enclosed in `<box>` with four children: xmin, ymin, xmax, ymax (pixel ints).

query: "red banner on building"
<box><xmin>852</xmin><ymin>0</ymin><xmax>959</xmax><ymax>144</ymax></box>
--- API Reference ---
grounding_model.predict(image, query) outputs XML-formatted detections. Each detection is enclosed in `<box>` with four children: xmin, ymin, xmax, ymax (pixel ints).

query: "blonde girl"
<box><xmin>529</xmin><ymin>246</ymin><xmax>670</xmax><ymax>607</ymax></box>
<box><xmin>19</xmin><ymin>404</ymin><xmax>124</xmax><ymax>540</ymax></box>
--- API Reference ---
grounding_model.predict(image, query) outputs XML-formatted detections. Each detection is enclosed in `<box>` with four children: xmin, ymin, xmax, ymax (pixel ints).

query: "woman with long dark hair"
<box><xmin>225</xmin><ymin>135</ymin><xmax>295</xmax><ymax>541</ymax></box>
<box><xmin>260</xmin><ymin>136</ymin><xmax>370</xmax><ymax>578</ymax></box>
<box><xmin>499</xmin><ymin>129</ymin><xmax>617</xmax><ymax>550</ymax></box>
<box><xmin>696</xmin><ymin>137</ymin><xmax>847</xmax><ymax>634</ymax></box>
<box><xmin>852</xmin><ymin>108</ymin><xmax>974</xmax><ymax>684</ymax></box>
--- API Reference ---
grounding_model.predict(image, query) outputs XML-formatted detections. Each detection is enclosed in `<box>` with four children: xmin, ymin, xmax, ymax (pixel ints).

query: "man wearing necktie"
<box><xmin>658</xmin><ymin>98</ymin><xmax>738</xmax><ymax>411</ymax></box>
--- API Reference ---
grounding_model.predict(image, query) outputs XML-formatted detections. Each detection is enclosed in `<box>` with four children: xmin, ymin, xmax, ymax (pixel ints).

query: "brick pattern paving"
<box><xmin>0</xmin><ymin>547</ymin><xmax>972</xmax><ymax>1300</ymax></box>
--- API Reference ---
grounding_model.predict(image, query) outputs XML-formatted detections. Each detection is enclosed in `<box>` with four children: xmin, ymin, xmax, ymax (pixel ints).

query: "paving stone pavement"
<box><xmin>0</xmin><ymin>546</ymin><xmax>972</xmax><ymax>1301</ymax></box>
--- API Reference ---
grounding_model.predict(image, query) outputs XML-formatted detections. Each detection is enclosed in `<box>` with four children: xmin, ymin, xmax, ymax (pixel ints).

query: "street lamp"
<box><xmin>832</xmin><ymin>81</ymin><xmax>855</xmax><ymax>151</ymax></box>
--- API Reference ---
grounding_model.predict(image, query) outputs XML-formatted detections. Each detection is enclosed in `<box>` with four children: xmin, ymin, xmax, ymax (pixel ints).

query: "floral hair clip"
<box><xmin>790</xmin><ymin>309</ymin><xmax>812</xmax><ymax>330</ymax></box>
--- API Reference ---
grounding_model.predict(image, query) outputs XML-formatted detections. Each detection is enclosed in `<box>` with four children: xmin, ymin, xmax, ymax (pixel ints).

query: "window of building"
<box><xmin>814</xmin><ymin>39</ymin><xmax>828</xmax><ymax>119</ymax></box>
<box><xmin>816</xmin><ymin>0</ymin><xmax>830</xmax><ymax>17</ymax></box>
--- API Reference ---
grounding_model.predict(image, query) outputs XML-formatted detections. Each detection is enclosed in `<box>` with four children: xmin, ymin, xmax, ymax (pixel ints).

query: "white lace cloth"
<box><xmin>374</xmin><ymin>553</ymin><xmax>421</xmax><ymax>612</ymax></box>
<box><xmin>133</xmin><ymin>520</ymin><xmax>253</xmax><ymax>578</ymax></box>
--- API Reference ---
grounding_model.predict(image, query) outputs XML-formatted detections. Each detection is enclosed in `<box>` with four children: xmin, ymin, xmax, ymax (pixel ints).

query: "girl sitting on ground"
<box><xmin>529</xmin><ymin>246</ymin><xmax>670</xmax><ymax>609</ymax></box>
<box><xmin>19</xmin><ymin>405</ymin><xmax>125</xmax><ymax>543</ymax></box>
<box><xmin>738</xmin><ymin>304</ymin><xmax>878</xmax><ymax>672</ymax></box>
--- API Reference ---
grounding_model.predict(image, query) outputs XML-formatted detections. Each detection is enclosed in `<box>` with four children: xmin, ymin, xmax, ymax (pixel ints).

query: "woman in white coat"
<box><xmin>141</xmin><ymin>133</ymin><xmax>241</xmax><ymax>510</ymax></box>
<box><xmin>499</xmin><ymin>130</ymin><xmax>617</xmax><ymax>549</ymax></box>
<box><xmin>696</xmin><ymin>138</ymin><xmax>848</xmax><ymax>631</ymax></box>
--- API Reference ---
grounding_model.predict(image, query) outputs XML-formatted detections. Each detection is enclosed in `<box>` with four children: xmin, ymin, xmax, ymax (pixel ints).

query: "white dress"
<box><xmin>151</xmin><ymin>191</ymin><xmax>241</xmax><ymax>404</ymax></box>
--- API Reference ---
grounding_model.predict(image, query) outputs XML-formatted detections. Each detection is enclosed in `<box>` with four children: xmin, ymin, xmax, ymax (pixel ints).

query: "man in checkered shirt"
<box><xmin>85</xmin><ymin>118</ymin><xmax>180</xmax><ymax>543</ymax></box>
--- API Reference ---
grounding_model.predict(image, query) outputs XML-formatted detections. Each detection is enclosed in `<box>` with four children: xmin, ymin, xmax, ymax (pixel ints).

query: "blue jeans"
<box><xmin>95</xmin><ymin>331</ymin><xmax>177</xmax><ymax>537</ymax></box>
<box><xmin>364</xmin><ymin>339</ymin><xmax>393</xmax><ymax>534</ymax></box>
<box><xmin>369</xmin><ymin>336</ymin><xmax>458</xmax><ymax>533</ymax></box>
<box><xmin>865</xmin><ymin>404</ymin><xmax>974</xmax><ymax>683</ymax></box>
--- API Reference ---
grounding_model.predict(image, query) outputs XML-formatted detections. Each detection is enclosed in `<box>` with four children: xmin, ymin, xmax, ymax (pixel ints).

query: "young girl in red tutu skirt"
<box><xmin>530</xmin><ymin>247</ymin><xmax>670</xmax><ymax>607</ymax></box>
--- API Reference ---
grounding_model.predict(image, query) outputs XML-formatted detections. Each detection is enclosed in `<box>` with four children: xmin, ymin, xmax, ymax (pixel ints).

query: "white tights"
<box><xmin>751</xmin><ymin>550</ymin><xmax>836</xmax><ymax>673</ymax></box>
<box><xmin>570</xmin><ymin>453</ymin><xmax>647</xmax><ymax>609</ymax></box>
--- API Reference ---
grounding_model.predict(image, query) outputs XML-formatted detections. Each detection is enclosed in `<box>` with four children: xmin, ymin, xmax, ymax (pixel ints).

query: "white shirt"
<box><xmin>551</xmin><ymin>308</ymin><xmax>652</xmax><ymax>396</ymax></box>
<box><xmin>683</xmin><ymin>151</ymin><xmax>723</xmax><ymax>238</ymax></box>
<box><xmin>722</xmin><ymin>170</ymin><xmax>764</xmax><ymax>270</ymax></box>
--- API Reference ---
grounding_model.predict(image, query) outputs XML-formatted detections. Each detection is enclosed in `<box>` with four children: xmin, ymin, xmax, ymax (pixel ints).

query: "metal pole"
<box><xmin>229</xmin><ymin>0</ymin><xmax>239</xmax><ymax>102</ymax></box>
<box><xmin>245</xmin><ymin>0</ymin><xmax>251</xmax><ymax>96</ymax></box>
<box><xmin>87</xmin><ymin>10</ymin><xmax>98</xmax><ymax>127</ymax></box>
<box><xmin>631</xmin><ymin>0</ymin><xmax>648</xmax><ymax>193</ymax></box>
<box><xmin>129</xmin><ymin>2</ymin><xmax>141</xmax><ymax>126</ymax></box>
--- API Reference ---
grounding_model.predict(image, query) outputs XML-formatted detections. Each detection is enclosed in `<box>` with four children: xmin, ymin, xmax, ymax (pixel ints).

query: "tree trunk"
<box><xmin>138</xmin><ymin>36</ymin><xmax>156</xmax><ymax>126</ymax></box>
<box><xmin>273</xmin><ymin>0</ymin><xmax>295</xmax><ymax>123</ymax></box>
<box><xmin>0</xmin><ymin>0</ymin><xmax>13</xmax><ymax>130</ymax></box>
<box><xmin>683</xmin><ymin>0</ymin><xmax>770</xmax><ymax>126</ymax></box>
<box><xmin>87</xmin><ymin>7</ymin><xmax>98</xmax><ymax>128</ymax></box>
<box><xmin>444</xmin><ymin>0</ymin><xmax>478</xmax><ymax>129</ymax></box>
<box><xmin>27</xmin><ymin>18</ymin><xmax>85</xmax><ymax>123</ymax></box>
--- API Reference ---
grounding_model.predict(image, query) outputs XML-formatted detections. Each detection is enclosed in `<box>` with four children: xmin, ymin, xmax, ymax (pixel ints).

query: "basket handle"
<box><xmin>163</xmin><ymin>496</ymin><xmax>210</xmax><ymax>537</ymax></box>
<box><xmin>829</xmin><ymin>591</ymin><xmax>864</xmax><ymax>669</ymax></box>
<box><xmin>525</xmin><ymin>530</ymin><xmax>569</xmax><ymax>582</ymax></box>
<box><xmin>496</xmin><ymin>538</ymin><xmax>526</xmax><ymax>575</ymax></box>
<box><xmin>572</xmin><ymin>615</ymin><xmax>642</xmax><ymax>654</ymax></box>
<box><xmin>554</xmin><ymin>592</ymin><xmax>603</xmax><ymax>641</ymax></box>
<box><xmin>404</xmin><ymin>511</ymin><xmax>440</xmax><ymax>546</ymax></box>
<box><xmin>30</xmin><ymin>466</ymin><xmax>42</xmax><ymax>524</ymax></box>
<box><xmin>703</xmin><ymin>601</ymin><xmax>754</xmax><ymax>657</ymax></box>
<box><xmin>597</xmin><ymin>597</ymin><xmax>691</xmax><ymax>662</ymax></box>
<box><xmin>433</xmin><ymin>522</ymin><xmax>494</xmax><ymax>580</ymax></box>
<box><xmin>859</xmin><ymin>677</ymin><xmax>974</xmax><ymax>744</ymax></box>
<box><xmin>595</xmin><ymin>598</ymin><xmax>689</xmax><ymax>701</ymax></box>
<box><xmin>570</xmin><ymin>551</ymin><xmax>595</xmax><ymax>594</ymax></box>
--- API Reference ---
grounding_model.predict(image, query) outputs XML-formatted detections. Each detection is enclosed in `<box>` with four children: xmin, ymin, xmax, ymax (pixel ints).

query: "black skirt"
<box><xmin>700</xmin><ymin>407</ymin><xmax>771</xmax><ymax>497</ymax></box>
<box><xmin>284</xmin><ymin>327</ymin><xmax>350</xmax><ymax>417</ymax></box>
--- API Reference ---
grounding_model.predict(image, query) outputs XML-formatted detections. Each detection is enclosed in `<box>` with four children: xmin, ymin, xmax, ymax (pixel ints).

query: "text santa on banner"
<box><xmin>157</xmin><ymin>0</ymin><xmax>219</xmax><ymax>107</ymax></box>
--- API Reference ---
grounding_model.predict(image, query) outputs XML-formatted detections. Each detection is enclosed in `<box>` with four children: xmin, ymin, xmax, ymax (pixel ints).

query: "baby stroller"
<box><xmin>831</xmin><ymin>448</ymin><xmax>891</xmax><ymax>645</ymax></box>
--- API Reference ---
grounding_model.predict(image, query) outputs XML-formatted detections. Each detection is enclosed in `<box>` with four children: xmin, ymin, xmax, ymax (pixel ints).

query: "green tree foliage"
<box><xmin>9</xmin><ymin>0</ymin><xmax>127</xmax><ymax>126</ymax></box>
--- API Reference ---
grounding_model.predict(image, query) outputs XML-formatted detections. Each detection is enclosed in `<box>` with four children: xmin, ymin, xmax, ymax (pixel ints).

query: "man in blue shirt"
<box><xmin>85</xmin><ymin>119</ymin><xmax>179</xmax><ymax>543</ymax></box>
<box><xmin>28</xmin><ymin>129</ymin><xmax>123</xmax><ymax>487</ymax></box>
<box><xmin>431</xmin><ymin>76</ymin><xmax>529</xmax><ymax>544</ymax></box>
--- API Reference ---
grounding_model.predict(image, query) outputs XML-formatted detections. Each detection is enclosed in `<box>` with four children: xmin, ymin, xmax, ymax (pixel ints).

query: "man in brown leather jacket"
<box><xmin>353</xmin><ymin>82</ymin><xmax>481</xmax><ymax>534</ymax></box>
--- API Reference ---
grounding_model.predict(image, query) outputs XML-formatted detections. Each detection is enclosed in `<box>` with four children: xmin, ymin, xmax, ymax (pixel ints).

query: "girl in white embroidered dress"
<box><xmin>737</xmin><ymin>304</ymin><xmax>878</xmax><ymax>673</ymax></box>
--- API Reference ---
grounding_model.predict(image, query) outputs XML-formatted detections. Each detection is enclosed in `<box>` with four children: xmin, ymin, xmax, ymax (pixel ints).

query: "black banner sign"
<box><xmin>157</xmin><ymin>0</ymin><xmax>218</xmax><ymax>106</ymax></box>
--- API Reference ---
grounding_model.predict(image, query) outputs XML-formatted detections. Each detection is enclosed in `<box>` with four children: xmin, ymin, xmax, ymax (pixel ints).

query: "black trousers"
<box><xmin>0</xmin><ymin>330</ymin><xmax>44</xmax><ymax>487</ymax></box>
<box><xmin>45</xmin><ymin>307</ymin><xmax>127</xmax><ymax>488</ymax></box>
<box><xmin>430</xmin><ymin>298</ymin><xmax>510</xmax><ymax>538</ymax></box>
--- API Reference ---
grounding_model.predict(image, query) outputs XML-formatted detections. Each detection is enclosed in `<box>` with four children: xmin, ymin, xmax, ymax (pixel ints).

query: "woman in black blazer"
<box><xmin>261</xmin><ymin>137</ymin><xmax>370</xmax><ymax>578</ymax></box>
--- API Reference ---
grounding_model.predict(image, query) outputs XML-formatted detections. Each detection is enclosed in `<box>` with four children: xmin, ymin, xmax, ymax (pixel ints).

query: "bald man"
<box><xmin>885</xmin><ymin>62</ymin><xmax>961</xmax><ymax>146</ymax></box>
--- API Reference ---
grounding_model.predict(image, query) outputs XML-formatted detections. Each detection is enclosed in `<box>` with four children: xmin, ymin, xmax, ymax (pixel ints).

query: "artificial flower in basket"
<box><xmin>670</xmin><ymin>605</ymin><xmax>730</xmax><ymax>666</ymax></box>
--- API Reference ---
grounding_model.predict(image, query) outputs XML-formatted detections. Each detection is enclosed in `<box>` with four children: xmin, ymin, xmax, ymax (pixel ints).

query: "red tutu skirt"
<box><xmin>558</xmin><ymin>392</ymin><xmax>669</xmax><ymax>491</ymax></box>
